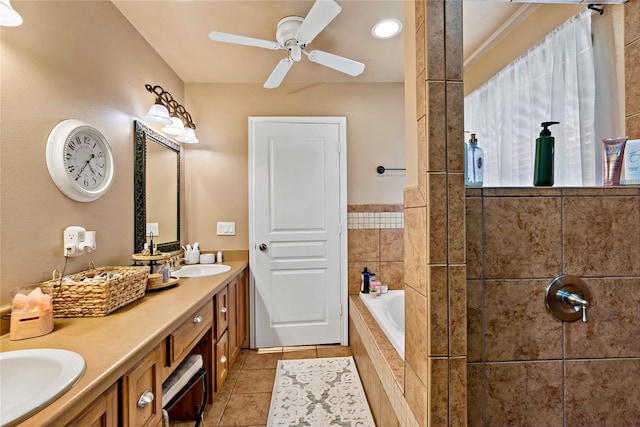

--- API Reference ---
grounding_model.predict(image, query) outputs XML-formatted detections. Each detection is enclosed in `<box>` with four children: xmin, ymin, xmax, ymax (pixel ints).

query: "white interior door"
<box><xmin>249</xmin><ymin>117</ymin><xmax>347</xmax><ymax>348</ymax></box>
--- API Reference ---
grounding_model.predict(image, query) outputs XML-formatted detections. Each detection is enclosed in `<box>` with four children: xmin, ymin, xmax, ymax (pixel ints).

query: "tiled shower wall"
<box><xmin>347</xmin><ymin>204</ymin><xmax>404</xmax><ymax>295</ymax></box>
<box><xmin>466</xmin><ymin>187</ymin><xmax>640</xmax><ymax>426</ymax></box>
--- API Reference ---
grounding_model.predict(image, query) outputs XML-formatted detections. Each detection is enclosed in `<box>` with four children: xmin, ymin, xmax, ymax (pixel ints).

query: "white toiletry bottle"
<box><xmin>217</xmin><ymin>250</ymin><xmax>223</xmax><ymax>263</ymax></box>
<box><xmin>466</xmin><ymin>133</ymin><xmax>484</xmax><ymax>186</ymax></box>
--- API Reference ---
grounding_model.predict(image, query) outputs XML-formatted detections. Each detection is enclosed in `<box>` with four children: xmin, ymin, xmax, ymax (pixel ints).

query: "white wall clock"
<box><xmin>46</xmin><ymin>119</ymin><xmax>115</xmax><ymax>202</ymax></box>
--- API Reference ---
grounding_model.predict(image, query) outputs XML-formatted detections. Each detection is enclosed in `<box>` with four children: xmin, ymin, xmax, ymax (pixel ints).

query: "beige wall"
<box><xmin>0</xmin><ymin>1</ymin><xmax>183</xmax><ymax>305</ymax></box>
<box><xmin>183</xmin><ymin>82</ymin><xmax>405</xmax><ymax>251</ymax></box>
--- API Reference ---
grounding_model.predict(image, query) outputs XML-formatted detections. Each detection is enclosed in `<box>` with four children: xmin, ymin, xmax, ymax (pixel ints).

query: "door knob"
<box><xmin>259</xmin><ymin>243</ymin><xmax>268</xmax><ymax>252</ymax></box>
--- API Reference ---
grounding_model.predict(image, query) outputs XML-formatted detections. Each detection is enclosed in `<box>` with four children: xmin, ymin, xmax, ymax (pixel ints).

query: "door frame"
<box><xmin>248</xmin><ymin>116</ymin><xmax>348</xmax><ymax>348</ymax></box>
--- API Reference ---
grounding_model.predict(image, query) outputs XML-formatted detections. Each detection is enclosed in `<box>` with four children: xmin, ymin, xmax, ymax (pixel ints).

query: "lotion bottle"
<box><xmin>360</xmin><ymin>267</ymin><xmax>370</xmax><ymax>294</ymax></box>
<box><xmin>465</xmin><ymin>133</ymin><xmax>484</xmax><ymax>186</ymax></box>
<box><xmin>533</xmin><ymin>121</ymin><xmax>559</xmax><ymax>186</ymax></box>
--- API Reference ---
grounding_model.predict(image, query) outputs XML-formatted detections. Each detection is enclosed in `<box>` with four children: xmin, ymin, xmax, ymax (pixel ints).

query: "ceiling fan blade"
<box><xmin>264</xmin><ymin>58</ymin><xmax>294</xmax><ymax>89</ymax></box>
<box><xmin>208</xmin><ymin>31</ymin><xmax>281</xmax><ymax>50</ymax></box>
<box><xmin>307</xmin><ymin>50</ymin><xmax>365</xmax><ymax>76</ymax></box>
<box><xmin>296</xmin><ymin>0</ymin><xmax>342</xmax><ymax>45</ymax></box>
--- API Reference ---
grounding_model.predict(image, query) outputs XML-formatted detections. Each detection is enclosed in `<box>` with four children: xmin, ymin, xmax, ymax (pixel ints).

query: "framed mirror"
<box><xmin>134</xmin><ymin>120</ymin><xmax>181</xmax><ymax>253</ymax></box>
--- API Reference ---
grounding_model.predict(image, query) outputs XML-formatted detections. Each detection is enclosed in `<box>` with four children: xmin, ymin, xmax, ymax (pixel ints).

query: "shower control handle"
<box><xmin>557</xmin><ymin>289</ymin><xmax>589</xmax><ymax>322</ymax></box>
<box><xmin>545</xmin><ymin>275</ymin><xmax>591</xmax><ymax>323</ymax></box>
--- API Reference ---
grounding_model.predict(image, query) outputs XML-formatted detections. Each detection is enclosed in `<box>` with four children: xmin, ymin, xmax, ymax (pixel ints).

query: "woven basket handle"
<box><xmin>51</xmin><ymin>269</ymin><xmax>62</xmax><ymax>281</ymax></box>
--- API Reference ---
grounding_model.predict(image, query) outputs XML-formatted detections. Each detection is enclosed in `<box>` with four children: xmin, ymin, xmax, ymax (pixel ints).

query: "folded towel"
<box><xmin>162</xmin><ymin>409</ymin><xmax>169</xmax><ymax>427</ymax></box>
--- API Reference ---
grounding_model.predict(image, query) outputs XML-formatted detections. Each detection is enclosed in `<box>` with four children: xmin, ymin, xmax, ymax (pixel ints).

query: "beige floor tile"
<box><xmin>219</xmin><ymin>392</ymin><xmax>272</xmax><ymax>426</ymax></box>
<box><xmin>317</xmin><ymin>345</ymin><xmax>352</xmax><ymax>358</ymax></box>
<box><xmin>200</xmin><ymin>396</ymin><xmax>229</xmax><ymax>427</ymax></box>
<box><xmin>244</xmin><ymin>351</ymin><xmax>282</xmax><ymax>369</ymax></box>
<box><xmin>282</xmin><ymin>349</ymin><xmax>318</xmax><ymax>359</ymax></box>
<box><xmin>234</xmin><ymin>368</ymin><xmax>277</xmax><ymax>393</ymax></box>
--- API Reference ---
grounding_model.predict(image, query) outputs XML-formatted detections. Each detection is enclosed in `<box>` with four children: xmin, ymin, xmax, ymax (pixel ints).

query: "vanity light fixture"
<box><xmin>0</xmin><ymin>0</ymin><xmax>23</xmax><ymax>26</ymax></box>
<box><xmin>162</xmin><ymin>117</ymin><xmax>185</xmax><ymax>135</ymax></box>
<box><xmin>176</xmin><ymin>127</ymin><xmax>199</xmax><ymax>144</ymax></box>
<box><xmin>144</xmin><ymin>84</ymin><xmax>198</xmax><ymax>143</ymax></box>
<box><xmin>371</xmin><ymin>18</ymin><xmax>402</xmax><ymax>39</ymax></box>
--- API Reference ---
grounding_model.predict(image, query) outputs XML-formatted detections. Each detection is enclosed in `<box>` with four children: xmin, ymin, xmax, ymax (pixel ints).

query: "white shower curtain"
<box><xmin>464</xmin><ymin>9</ymin><xmax>596</xmax><ymax>187</ymax></box>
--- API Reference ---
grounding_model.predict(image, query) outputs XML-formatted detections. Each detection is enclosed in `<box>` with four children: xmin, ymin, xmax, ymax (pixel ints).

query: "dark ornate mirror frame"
<box><xmin>134</xmin><ymin>120</ymin><xmax>181</xmax><ymax>253</ymax></box>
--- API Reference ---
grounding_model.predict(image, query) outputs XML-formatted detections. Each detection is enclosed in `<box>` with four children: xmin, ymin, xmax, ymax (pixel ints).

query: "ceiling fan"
<box><xmin>208</xmin><ymin>0</ymin><xmax>365</xmax><ymax>89</ymax></box>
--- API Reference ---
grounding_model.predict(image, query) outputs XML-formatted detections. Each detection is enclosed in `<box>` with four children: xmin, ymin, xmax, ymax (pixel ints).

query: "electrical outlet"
<box><xmin>64</xmin><ymin>226</ymin><xmax>86</xmax><ymax>257</ymax></box>
<box><xmin>216</xmin><ymin>221</ymin><xmax>236</xmax><ymax>236</ymax></box>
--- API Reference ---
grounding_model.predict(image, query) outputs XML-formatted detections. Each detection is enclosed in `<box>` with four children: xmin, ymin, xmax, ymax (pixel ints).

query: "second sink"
<box><xmin>171</xmin><ymin>264</ymin><xmax>231</xmax><ymax>278</ymax></box>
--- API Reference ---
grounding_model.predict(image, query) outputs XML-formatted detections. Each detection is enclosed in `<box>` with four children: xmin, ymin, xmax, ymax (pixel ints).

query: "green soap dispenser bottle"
<box><xmin>533</xmin><ymin>121</ymin><xmax>559</xmax><ymax>186</ymax></box>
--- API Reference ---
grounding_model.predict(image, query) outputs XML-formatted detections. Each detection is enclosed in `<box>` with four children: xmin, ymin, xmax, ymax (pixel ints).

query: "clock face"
<box><xmin>64</xmin><ymin>130</ymin><xmax>108</xmax><ymax>191</ymax></box>
<box><xmin>46</xmin><ymin>119</ymin><xmax>115</xmax><ymax>202</ymax></box>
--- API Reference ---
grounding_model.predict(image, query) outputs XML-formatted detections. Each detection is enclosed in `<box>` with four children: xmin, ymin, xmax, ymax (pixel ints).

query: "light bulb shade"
<box><xmin>0</xmin><ymin>0</ymin><xmax>23</xmax><ymax>26</ymax></box>
<box><xmin>144</xmin><ymin>103</ymin><xmax>172</xmax><ymax>125</ymax></box>
<box><xmin>176</xmin><ymin>127</ymin><xmax>199</xmax><ymax>144</ymax></box>
<box><xmin>162</xmin><ymin>117</ymin><xmax>185</xmax><ymax>135</ymax></box>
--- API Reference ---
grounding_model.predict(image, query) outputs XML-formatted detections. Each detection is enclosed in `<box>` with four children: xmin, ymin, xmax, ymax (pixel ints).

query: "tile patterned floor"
<box><xmin>170</xmin><ymin>344</ymin><xmax>355</xmax><ymax>427</ymax></box>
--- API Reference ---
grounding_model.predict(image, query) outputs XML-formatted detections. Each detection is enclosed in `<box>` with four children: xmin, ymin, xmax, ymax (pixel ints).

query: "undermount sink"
<box><xmin>171</xmin><ymin>264</ymin><xmax>232</xmax><ymax>278</ymax></box>
<box><xmin>0</xmin><ymin>349</ymin><xmax>85</xmax><ymax>426</ymax></box>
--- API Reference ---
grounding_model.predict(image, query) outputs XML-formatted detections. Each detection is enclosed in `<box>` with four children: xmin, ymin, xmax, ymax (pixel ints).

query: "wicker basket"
<box><xmin>41</xmin><ymin>266</ymin><xmax>150</xmax><ymax>317</ymax></box>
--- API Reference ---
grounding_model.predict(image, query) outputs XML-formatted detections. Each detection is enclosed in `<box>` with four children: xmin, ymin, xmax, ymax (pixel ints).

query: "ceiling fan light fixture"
<box><xmin>0</xmin><ymin>0</ymin><xmax>23</xmax><ymax>27</ymax></box>
<box><xmin>371</xmin><ymin>18</ymin><xmax>402</xmax><ymax>39</ymax></box>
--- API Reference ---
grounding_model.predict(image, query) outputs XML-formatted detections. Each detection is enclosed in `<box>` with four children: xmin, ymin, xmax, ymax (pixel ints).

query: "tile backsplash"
<box><xmin>347</xmin><ymin>204</ymin><xmax>404</xmax><ymax>295</ymax></box>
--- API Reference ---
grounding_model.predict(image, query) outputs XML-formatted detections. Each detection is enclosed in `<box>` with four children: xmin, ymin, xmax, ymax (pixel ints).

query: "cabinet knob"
<box><xmin>220</xmin><ymin>355</ymin><xmax>227</xmax><ymax>364</ymax></box>
<box><xmin>137</xmin><ymin>390</ymin><xmax>154</xmax><ymax>408</ymax></box>
<box><xmin>193</xmin><ymin>315</ymin><xmax>203</xmax><ymax>324</ymax></box>
<box><xmin>220</xmin><ymin>306</ymin><xmax>227</xmax><ymax>314</ymax></box>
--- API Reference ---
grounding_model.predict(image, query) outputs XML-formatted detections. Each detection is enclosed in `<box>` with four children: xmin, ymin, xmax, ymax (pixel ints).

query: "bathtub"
<box><xmin>359</xmin><ymin>290</ymin><xmax>405</xmax><ymax>359</ymax></box>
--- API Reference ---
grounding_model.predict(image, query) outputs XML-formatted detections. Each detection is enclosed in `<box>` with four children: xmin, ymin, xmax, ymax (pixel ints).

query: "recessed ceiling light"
<box><xmin>371</xmin><ymin>18</ymin><xmax>402</xmax><ymax>39</ymax></box>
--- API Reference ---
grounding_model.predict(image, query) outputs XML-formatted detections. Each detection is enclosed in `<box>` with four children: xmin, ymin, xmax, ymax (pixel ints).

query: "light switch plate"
<box><xmin>217</xmin><ymin>221</ymin><xmax>236</xmax><ymax>236</ymax></box>
<box><xmin>146</xmin><ymin>222</ymin><xmax>159</xmax><ymax>236</ymax></box>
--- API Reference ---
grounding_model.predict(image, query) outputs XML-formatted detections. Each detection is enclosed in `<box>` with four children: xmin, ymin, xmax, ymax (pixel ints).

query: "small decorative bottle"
<box><xmin>466</xmin><ymin>133</ymin><xmax>484</xmax><ymax>187</ymax></box>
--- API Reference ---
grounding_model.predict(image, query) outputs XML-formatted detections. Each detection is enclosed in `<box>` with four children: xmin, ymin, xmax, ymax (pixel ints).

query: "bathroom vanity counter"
<box><xmin>0</xmin><ymin>260</ymin><xmax>248</xmax><ymax>426</ymax></box>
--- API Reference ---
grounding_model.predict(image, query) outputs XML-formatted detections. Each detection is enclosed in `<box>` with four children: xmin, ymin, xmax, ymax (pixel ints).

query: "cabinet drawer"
<box><xmin>169</xmin><ymin>300</ymin><xmax>213</xmax><ymax>367</ymax></box>
<box><xmin>215</xmin><ymin>286</ymin><xmax>229</xmax><ymax>340</ymax></box>
<box><xmin>68</xmin><ymin>383</ymin><xmax>118</xmax><ymax>427</ymax></box>
<box><xmin>215</xmin><ymin>330</ymin><xmax>229</xmax><ymax>392</ymax></box>
<box><xmin>121</xmin><ymin>346</ymin><xmax>162</xmax><ymax>427</ymax></box>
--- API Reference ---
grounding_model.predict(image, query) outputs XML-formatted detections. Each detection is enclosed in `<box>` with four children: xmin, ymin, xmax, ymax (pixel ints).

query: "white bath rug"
<box><xmin>267</xmin><ymin>356</ymin><xmax>375</xmax><ymax>427</ymax></box>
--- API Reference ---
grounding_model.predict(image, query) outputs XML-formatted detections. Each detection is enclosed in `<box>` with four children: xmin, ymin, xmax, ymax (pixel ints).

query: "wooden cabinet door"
<box><xmin>215</xmin><ymin>330</ymin><xmax>229</xmax><ymax>392</ymax></box>
<box><xmin>68</xmin><ymin>383</ymin><xmax>118</xmax><ymax>427</ymax></box>
<box><xmin>237</xmin><ymin>268</ymin><xmax>248</xmax><ymax>351</ymax></box>
<box><xmin>120</xmin><ymin>345</ymin><xmax>162</xmax><ymax>427</ymax></box>
<box><xmin>215</xmin><ymin>286</ymin><xmax>229</xmax><ymax>340</ymax></box>
<box><xmin>228</xmin><ymin>277</ymin><xmax>239</xmax><ymax>366</ymax></box>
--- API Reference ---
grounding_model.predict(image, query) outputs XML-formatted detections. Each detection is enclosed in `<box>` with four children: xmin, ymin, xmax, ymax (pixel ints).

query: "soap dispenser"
<box><xmin>533</xmin><ymin>121</ymin><xmax>559</xmax><ymax>186</ymax></box>
<box><xmin>465</xmin><ymin>133</ymin><xmax>484</xmax><ymax>187</ymax></box>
